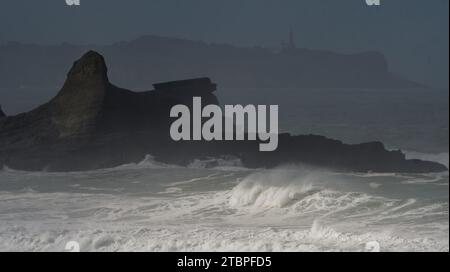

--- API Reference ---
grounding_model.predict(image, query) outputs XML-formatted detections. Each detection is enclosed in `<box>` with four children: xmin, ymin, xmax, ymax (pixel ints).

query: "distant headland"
<box><xmin>0</xmin><ymin>35</ymin><xmax>422</xmax><ymax>91</ymax></box>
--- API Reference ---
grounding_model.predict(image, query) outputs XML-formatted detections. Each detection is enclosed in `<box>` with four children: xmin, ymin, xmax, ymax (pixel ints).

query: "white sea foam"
<box><xmin>0</xmin><ymin>219</ymin><xmax>447</xmax><ymax>252</ymax></box>
<box><xmin>0</xmin><ymin>164</ymin><xmax>448</xmax><ymax>252</ymax></box>
<box><xmin>187</xmin><ymin>157</ymin><xmax>247</xmax><ymax>171</ymax></box>
<box><xmin>229</xmin><ymin>169</ymin><xmax>317</xmax><ymax>209</ymax></box>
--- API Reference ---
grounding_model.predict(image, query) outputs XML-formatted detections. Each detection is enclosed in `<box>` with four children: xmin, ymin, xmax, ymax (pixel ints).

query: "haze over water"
<box><xmin>0</xmin><ymin>89</ymin><xmax>448</xmax><ymax>251</ymax></box>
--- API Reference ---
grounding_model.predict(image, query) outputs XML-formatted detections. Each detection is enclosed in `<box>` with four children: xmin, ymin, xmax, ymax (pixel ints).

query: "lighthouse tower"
<box><xmin>288</xmin><ymin>28</ymin><xmax>296</xmax><ymax>49</ymax></box>
<box><xmin>281</xmin><ymin>28</ymin><xmax>297</xmax><ymax>52</ymax></box>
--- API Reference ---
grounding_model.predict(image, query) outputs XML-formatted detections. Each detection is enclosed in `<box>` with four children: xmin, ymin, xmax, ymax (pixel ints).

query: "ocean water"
<box><xmin>219</xmin><ymin>87</ymin><xmax>449</xmax><ymax>153</ymax></box>
<box><xmin>0</xmin><ymin>154</ymin><xmax>448</xmax><ymax>252</ymax></box>
<box><xmin>0</xmin><ymin>87</ymin><xmax>448</xmax><ymax>251</ymax></box>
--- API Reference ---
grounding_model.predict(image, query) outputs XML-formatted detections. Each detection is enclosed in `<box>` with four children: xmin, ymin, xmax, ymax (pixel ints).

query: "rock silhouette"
<box><xmin>0</xmin><ymin>51</ymin><xmax>446</xmax><ymax>172</ymax></box>
<box><xmin>0</xmin><ymin>106</ymin><xmax>5</xmax><ymax>118</ymax></box>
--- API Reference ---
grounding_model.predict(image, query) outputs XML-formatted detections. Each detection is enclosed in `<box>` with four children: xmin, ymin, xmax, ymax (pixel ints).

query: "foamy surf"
<box><xmin>0</xmin><ymin>161</ymin><xmax>448</xmax><ymax>252</ymax></box>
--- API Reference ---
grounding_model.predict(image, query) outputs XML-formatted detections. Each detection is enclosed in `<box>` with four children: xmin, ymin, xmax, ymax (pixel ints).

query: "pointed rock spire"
<box><xmin>0</xmin><ymin>105</ymin><xmax>5</xmax><ymax>118</ymax></box>
<box><xmin>66</xmin><ymin>50</ymin><xmax>108</xmax><ymax>82</ymax></box>
<box><xmin>51</xmin><ymin>51</ymin><xmax>111</xmax><ymax>138</ymax></box>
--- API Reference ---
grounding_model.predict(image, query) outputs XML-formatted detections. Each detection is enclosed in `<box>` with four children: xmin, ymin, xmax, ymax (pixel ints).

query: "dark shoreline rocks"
<box><xmin>0</xmin><ymin>51</ymin><xmax>447</xmax><ymax>173</ymax></box>
<box><xmin>0</xmin><ymin>105</ymin><xmax>5</xmax><ymax>118</ymax></box>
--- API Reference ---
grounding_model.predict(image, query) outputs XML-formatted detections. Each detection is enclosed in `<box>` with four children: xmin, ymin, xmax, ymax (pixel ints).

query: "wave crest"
<box><xmin>229</xmin><ymin>168</ymin><xmax>321</xmax><ymax>208</ymax></box>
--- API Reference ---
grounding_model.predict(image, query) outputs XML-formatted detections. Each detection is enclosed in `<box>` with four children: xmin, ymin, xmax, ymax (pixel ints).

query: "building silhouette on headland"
<box><xmin>281</xmin><ymin>29</ymin><xmax>297</xmax><ymax>51</ymax></box>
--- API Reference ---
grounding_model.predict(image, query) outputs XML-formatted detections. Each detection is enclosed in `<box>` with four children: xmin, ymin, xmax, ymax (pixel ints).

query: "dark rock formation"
<box><xmin>0</xmin><ymin>51</ymin><xmax>446</xmax><ymax>173</ymax></box>
<box><xmin>0</xmin><ymin>105</ymin><xmax>5</xmax><ymax>118</ymax></box>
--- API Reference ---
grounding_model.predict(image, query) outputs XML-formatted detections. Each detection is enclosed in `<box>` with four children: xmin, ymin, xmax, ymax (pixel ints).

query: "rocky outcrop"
<box><xmin>0</xmin><ymin>105</ymin><xmax>5</xmax><ymax>118</ymax></box>
<box><xmin>0</xmin><ymin>51</ymin><xmax>446</xmax><ymax>173</ymax></box>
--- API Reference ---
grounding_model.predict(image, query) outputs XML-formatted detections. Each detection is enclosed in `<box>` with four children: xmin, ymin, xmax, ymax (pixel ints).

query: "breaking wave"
<box><xmin>229</xmin><ymin>169</ymin><xmax>318</xmax><ymax>208</ymax></box>
<box><xmin>0</xmin><ymin>159</ymin><xmax>448</xmax><ymax>252</ymax></box>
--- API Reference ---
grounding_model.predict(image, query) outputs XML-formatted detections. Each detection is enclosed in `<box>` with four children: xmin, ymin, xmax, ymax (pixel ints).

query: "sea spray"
<box><xmin>229</xmin><ymin>167</ymin><xmax>322</xmax><ymax>208</ymax></box>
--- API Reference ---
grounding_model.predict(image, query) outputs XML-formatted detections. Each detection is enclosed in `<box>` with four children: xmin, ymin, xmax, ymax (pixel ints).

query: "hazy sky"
<box><xmin>0</xmin><ymin>0</ymin><xmax>448</xmax><ymax>88</ymax></box>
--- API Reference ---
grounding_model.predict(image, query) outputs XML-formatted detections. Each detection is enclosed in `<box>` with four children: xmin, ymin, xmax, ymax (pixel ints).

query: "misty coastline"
<box><xmin>0</xmin><ymin>51</ymin><xmax>447</xmax><ymax>173</ymax></box>
<box><xmin>0</xmin><ymin>0</ymin><xmax>448</xmax><ymax>254</ymax></box>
